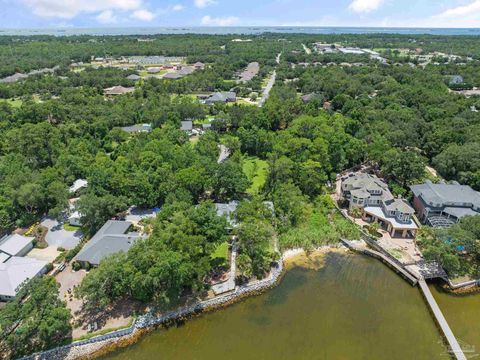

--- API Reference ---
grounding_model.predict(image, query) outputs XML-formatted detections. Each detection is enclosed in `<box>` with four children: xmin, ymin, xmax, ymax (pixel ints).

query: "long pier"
<box><xmin>418</xmin><ymin>279</ymin><xmax>467</xmax><ymax>360</ymax></box>
<box><xmin>341</xmin><ymin>238</ymin><xmax>466</xmax><ymax>360</ymax></box>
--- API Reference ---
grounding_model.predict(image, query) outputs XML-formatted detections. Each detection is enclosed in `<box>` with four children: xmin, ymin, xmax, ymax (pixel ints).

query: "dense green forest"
<box><xmin>1</xmin><ymin>32</ymin><xmax>480</xmax><ymax>358</ymax></box>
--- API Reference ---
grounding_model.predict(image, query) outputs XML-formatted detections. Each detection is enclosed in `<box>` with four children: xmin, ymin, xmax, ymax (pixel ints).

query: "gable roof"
<box><xmin>0</xmin><ymin>234</ymin><xmax>35</xmax><ymax>256</ymax></box>
<box><xmin>0</xmin><ymin>257</ymin><xmax>47</xmax><ymax>297</ymax></box>
<box><xmin>76</xmin><ymin>220</ymin><xmax>141</xmax><ymax>265</ymax></box>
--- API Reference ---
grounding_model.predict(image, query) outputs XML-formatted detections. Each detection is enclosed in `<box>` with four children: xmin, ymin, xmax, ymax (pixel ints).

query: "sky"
<box><xmin>1</xmin><ymin>0</ymin><xmax>480</xmax><ymax>29</ymax></box>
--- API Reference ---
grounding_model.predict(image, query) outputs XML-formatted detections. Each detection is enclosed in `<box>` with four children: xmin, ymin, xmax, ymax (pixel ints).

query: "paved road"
<box><xmin>302</xmin><ymin>43</ymin><xmax>312</xmax><ymax>54</ymax></box>
<box><xmin>275</xmin><ymin>52</ymin><xmax>282</xmax><ymax>64</ymax></box>
<box><xmin>258</xmin><ymin>70</ymin><xmax>276</xmax><ymax>107</ymax></box>
<box><xmin>217</xmin><ymin>144</ymin><xmax>230</xmax><ymax>163</ymax></box>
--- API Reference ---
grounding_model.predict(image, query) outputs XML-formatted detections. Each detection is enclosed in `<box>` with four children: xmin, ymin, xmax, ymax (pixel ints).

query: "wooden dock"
<box><xmin>418</xmin><ymin>279</ymin><xmax>467</xmax><ymax>360</ymax></box>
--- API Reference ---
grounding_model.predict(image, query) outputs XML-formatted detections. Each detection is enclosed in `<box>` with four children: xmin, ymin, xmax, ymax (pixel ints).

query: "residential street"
<box><xmin>258</xmin><ymin>70</ymin><xmax>276</xmax><ymax>107</ymax></box>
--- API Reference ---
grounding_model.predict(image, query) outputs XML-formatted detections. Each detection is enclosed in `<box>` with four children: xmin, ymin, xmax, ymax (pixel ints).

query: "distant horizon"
<box><xmin>2</xmin><ymin>26</ymin><xmax>480</xmax><ymax>37</ymax></box>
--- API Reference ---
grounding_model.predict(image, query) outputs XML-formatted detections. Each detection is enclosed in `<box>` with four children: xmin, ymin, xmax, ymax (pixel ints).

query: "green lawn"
<box><xmin>63</xmin><ymin>223</ymin><xmax>80</xmax><ymax>232</ymax></box>
<box><xmin>211</xmin><ymin>241</ymin><xmax>229</xmax><ymax>261</ymax></box>
<box><xmin>243</xmin><ymin>156</ymin><xmax>268</xmax><ymax>194</ymax></box>
<box><xmin>2</xmin><ymin>98</ymin><xmax>23</xmax><ymax>108</ymax></box>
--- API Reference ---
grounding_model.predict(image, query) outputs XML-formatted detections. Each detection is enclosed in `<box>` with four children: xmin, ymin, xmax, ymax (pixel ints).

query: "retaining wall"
<box><xmin>21</xmin><ymin>261</ymin><xmax>284</xmax><ymax>360</ymax></box>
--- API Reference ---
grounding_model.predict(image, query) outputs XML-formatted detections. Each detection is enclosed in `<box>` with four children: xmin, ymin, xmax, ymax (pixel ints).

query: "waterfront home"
<box><xmin>0</xmin><ymin>257</ymin><xmax>48</xmax><ymax>301</ymax></box>
<box><xmin>341</xmin><ymin>173</ymin><xmax>418</xmax><ymax>238</ymax></box>
<box><xmin>0</xmin><ymin>234</ymin><xmax>35</xmax><ymax>257</ymax></box>
<box><xmin>410</xmin><ymin>181</ymin><xmax>480</xmax><ymax>227</ymax></box>
<box><xmin>76</xmin><ymin>220</ymin><xmax>143</xmax><ymax>267</ymax></box>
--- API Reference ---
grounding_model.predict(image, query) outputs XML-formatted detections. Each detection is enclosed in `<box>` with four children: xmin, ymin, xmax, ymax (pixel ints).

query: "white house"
<box><xmin>68</xmin><ymin>211</ymin><xmax>82</xmax><ymax>226</ymax></box>
<box><xmin>69</xmin><ymin>179</ymin><xmax>88</xmax><ymax>194</ymax></box>
<box><xmin>0</xmin><ymin>257</ymin><xmax>48</xmax><ymax>301</ymax></box>
<box><xmin>0</xmin><ymin>234</ymin><xmax>35</xmax><ymax>257</ymax></box>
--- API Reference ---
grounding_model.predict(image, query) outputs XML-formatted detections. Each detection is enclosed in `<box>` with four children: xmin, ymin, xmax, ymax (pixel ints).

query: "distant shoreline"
<box><xmin>1</xmin><ymin>26</ymin><xmax>480</xmax><ymax>37</ymax></box>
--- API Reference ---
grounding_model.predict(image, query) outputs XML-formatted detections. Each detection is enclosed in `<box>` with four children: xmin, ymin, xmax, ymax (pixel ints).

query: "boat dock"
<box><xmin>418</xmin><ymin>279</ymin><xmax>467</xmax><ymax>360</ymax></box>
<box><xmin>341</xmin><ymin>238</ymin><xmax>467</xmax><ymax>360</ymax></box>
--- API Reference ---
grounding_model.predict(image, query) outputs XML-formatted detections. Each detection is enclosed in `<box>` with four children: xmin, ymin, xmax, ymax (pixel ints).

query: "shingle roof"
<box><xmin>215</xmin><ymin>201</ymin><xmax>239</xmax><ymax>226</ymax></box>
<box><xmin>0</xmin><ymin>257</ymin><xmax>47</xmax><ymax>298</ymax></box>
<box><xmin>76</xmin><ymin>220</ymin><xmax>141</xmax><ymax>265</ymax></box>
<box><xmin>410</xmin><ymin>182</ymin><xmax>480</xmax><ymax>209</ymax></box>
<box><xmin>0</xmin><ymin>234</ymin><xmax>35</xmax><ymax>256</ymax></box>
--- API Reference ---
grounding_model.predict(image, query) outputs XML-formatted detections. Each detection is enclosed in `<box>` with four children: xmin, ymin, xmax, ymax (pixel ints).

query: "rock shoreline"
<box><xmin>23</xmin><ymin>256</ymin><xmax>289</xmax><ymax>360</ymax></box>
<box><xmin>22</xmin><ymin>246</ymin><xmax>341</xmax><ymax>360</ymax></box>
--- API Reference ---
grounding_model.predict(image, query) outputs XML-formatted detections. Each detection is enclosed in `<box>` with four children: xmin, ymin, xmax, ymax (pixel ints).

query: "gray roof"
<box><xmin>181</xmin><ymin>120</ymin><xmax>193</xmax><ymax>131</ymax></box>
<box><xmin>0</xmin><ymin>73</ymin><xmax>28</xmax><ymax>83</ymax></box>
<box><xmin>163</xmin><ymin>72</ymin><xmax>183</xmax><ymax>80</ymax></box>
<box><xmin>384</xmin><ymin>199</ymin><xmax>415</xmax><ymax>214</ymax></box>
<box><xmin>215</xmin><ymin>201</ymin><xmax>239</xmax><ymax>226</ymax></box>
<box><xmin>0</xmin><ymin>257</ymin><xmax>47</xmax><ymax>298</ymax></box>
<box><xmin>121</xmin><ymin>124</ymin><xmax>152</xmax><ymax>133</ymax></box>
<box><xmin>76</xmin><ymin>220</ymin><xmax>141</xmax><ymax>265</ymax></box>
<box><xmin>239</xmin><ymin>62</ymin><xmax>260</xmax><ymax>82</ymax></box>
<box><xmin>410</xmin><ymin>182</ymin><xmax>480</xmax><ymax>211</ymax></box>
<box><xmin>205</xmin><ymin>92</ymin><xmax>236</xmax><ymax>104</ymax></box>
<box><xmin>127</xmin><ymin>74</ymin><xmax>141</xmax><ymax>80</ymax></box>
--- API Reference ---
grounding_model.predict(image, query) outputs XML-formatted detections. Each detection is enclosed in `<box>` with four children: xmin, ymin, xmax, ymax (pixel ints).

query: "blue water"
<box><xmin>0</xmin><ymin>27</ymin><xmax>480</xmax><ymax>36</ymax></box>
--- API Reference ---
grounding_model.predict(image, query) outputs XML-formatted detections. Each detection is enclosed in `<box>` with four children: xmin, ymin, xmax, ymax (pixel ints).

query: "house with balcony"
<box><xmin>410</xmin><ymin>181</ymin><xmax>480</xmax><ymax>227</ymax></box>
<box><xmin>341</xmin><ymin>173</ymin><xmax>418</xmax><ymax>238</ymax></box>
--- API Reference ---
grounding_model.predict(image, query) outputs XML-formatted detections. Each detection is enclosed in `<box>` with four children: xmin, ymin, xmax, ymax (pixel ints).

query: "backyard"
<box><xmin>242</xmin><ymin>156</ymin><xmax>268</xmax><ymax>194</ymax></box>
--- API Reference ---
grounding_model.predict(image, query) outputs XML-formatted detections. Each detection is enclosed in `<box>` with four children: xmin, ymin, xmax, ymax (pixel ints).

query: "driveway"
<box><xmin>41</xmin><ymin>217</ymin><xmax>83</xmax><ymax>250</ymax></box>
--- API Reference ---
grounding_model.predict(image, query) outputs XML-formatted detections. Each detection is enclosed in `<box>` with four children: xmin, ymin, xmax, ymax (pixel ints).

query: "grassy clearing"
<box><xmin>279</xmin><ymin>203</ymin><xmax>361</xmax><ymax>251</ymax></box>
<box><xmin>242</xmin><ymin>157</ymin><xmax>268</xmax><ymax>194</ymax></box>
<box><xmin>189</xmin><ymin>136</ymin><xmax>200</xmax><ymax>146</ymax></box>
<box><xmin>63</xmin><ymin>223</ymin><xmax>80</xmax><ymax>232</ymax></box>
<box><xmin>2</xmin><ymin>98</ymin><xmax>23</xmax><ymax>108</ymax></box>
<box><xmin>211</xmin><ymin>241</ymin><xmax>229</xmax><ymax>261</ymax></box>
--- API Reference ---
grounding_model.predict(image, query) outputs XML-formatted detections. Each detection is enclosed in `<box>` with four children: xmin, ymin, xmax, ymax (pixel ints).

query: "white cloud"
<box><xmin>172</xmin><ymin>4</ymin><xmax>185</xmax><ymax>11</ymax></box>
<box><xmin>131</xmin><ymin>9</ymin><xmax>155</xmax><ymax>21</ymax></box>
<box><xmin>22</xmin><ymin>0</ymin><xmax>142</xmax><ymax>18</ymax></box>
<box><xmin>194</xmin><ymin>0</ymin><xmax>216</xmax><ymax>9</ymax></box>
<box><xmin>348</xmin><ymin>0</ymin><xmax>384</xmax><ymax>13</ymax></box>
<box><xmin>201</xmin><ymin>15</ymin><xmax>239</xmax><ymax>26</ymax></box>
<box><xmin>96</xmin><ymin>10</ymin><xmax>117</xmax><ymax>24</ymax></box>
<box><xmin>419</xmin><ymin>1</ymin><xmax>480</xmax><ymax>28</ymax></box>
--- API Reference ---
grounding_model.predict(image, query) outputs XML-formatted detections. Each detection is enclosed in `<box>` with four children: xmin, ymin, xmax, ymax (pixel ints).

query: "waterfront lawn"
<box><xmin>242</xmin><ymin>156</ymin><xmax>268</xmax><ymax>194</ymax></box>
<box><xmin>211</xmin><ymin>241</ymin><xmax>229</xmax><ymax>268</ymax></box>
<box><xmin>279</xmin><ymin>198</ymin><xmax>361</xmax><ymax>251</ymax></box>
